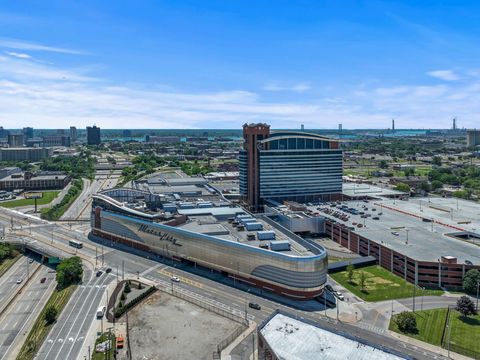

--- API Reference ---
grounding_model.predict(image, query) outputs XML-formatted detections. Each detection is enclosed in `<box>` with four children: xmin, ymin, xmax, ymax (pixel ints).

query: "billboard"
<box><xmin>24</xmin><ymin>192</ymin><xmax>43</xmax><ymax>199</ymax></box>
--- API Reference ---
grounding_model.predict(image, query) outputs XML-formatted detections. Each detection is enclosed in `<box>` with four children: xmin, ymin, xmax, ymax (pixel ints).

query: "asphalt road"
<box><xmin>0</xmin><ymin>263</ymin><xmax>55</xmax><ymax>360</ymax></box>
<box><xmin>61</xmin><ymin>174</ymin><xmax>118</xmax><ymax>221</ymax></box>
<box><xmin>0</xmin><ymin>258</ymin><xmax>27</xmax><ymax>308</ymax></box>
<box><xmin>35</xmin><ymin>268</ymin><xmax>114</xmax><ymax>360</ymax></box>
<box><xmin>0</xmin><ymin>207</ymin><xmax>459</xmax><ymax>360</ymax></box>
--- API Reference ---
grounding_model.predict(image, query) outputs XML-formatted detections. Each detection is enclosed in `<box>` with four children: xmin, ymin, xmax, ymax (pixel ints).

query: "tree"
<box><xmin>431</xmin><ymin>180</ymin><xmax>443</xmax><ymax>190</ymax></box>
<box><xmin>379</xmin><ymin>160</ymin><xmax>388</xmax><ymax>169</ymax></box>
<box><xmin>44</xmin><ymin>305</ymin><xmax>58</xmax><ymax>324</ymax></box>
<box><xmin>346</xmin><ymin>264</ymin><xmax>355</xmax><ymax>284</ymax></box>
<box><xmin>394</xmin><ymin>182</ymin><xmax>411</xmax><ymax>193</ymax></box>
<box><xmin>403</xmin><ymin>167</ymin><xmax>415</xmax><ymax>177</ymax></box>
<box><xmin>124</xmin><ymin>281</ymin><xmax>131</xmax><ymax>293</ymax></box>
<box><xmin>463</xmin><ymin>269</ymin><xmax>480</xmax><ymax>294</ymax></box>
<box><xmin>432</xmin><ymin>156</ymin><xmax>442</xmax><ymax>166</ymax></box>
<box><xmin>359</xmin><ymin>271</ymin><xmax>368</xmax><ymax>291</ymax></box>
<box><xmin>56</xmin><ymin>256</ymin><xmax>83</xmax><ymax>289</ymax></box>
<box><xmin>455</xmin><ymin>296</ymin><xmax>477</xmax><ymax>318</ymax></box>
<box><xmin>395</xmin><ymin>311</ymin><xmax>418</xmax><ymax>333</ymax></box>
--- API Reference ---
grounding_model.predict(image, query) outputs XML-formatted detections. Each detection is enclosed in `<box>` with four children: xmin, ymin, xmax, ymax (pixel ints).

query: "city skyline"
<box><xmin>1</xmin><ymin>1</ymin><xmax>480</xmax><ymax>129</ymax></box>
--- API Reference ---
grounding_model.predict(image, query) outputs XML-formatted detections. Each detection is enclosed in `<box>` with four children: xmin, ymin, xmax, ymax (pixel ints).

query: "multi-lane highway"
<box><xmin>61</xmin><ymin>173</ymin><xmax>118</xmax><ymax>221</ymax></box>
<box><xmin>35</xmin><ymin>268</ymin><xmax>113</xmax><ymax>360</ymax></box>
<box><xmin>0</xmin><ymin>206</ymin><xmax>455</xmax><ymax>360</ymax></box>
<box><xmin>0</xmin><ymin>263</ymin><xmax>55</xmax><ymax>360</ymax></box>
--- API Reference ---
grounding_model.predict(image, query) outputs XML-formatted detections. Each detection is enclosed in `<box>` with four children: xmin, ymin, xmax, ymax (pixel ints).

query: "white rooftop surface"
<box><xmin>261</xmin><ymin>313</ymin><xmax>406</xmax><ymax>360</ymax></box>
<box><xmin>342</xmin><ymin>183</ymin><xmax>404</xmax><ymax>197</ymax></box>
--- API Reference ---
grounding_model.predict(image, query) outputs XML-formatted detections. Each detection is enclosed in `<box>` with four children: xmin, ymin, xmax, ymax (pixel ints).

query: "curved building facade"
<box><xmin>91</xmin><ymin>191</ymin><xmax>328</xmax><ymax>299</ymax></box>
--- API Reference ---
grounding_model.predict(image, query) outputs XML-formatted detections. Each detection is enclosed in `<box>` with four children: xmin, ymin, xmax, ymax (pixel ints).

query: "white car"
<box><xmin>170</xmin><ymin>276</ymin><xmax>180</xmax><ymax>283</ymax></box>
<box><xmin>16</xmin><ymin>279</ymin><xmax>23</xmax><ymax>284</ymax></box>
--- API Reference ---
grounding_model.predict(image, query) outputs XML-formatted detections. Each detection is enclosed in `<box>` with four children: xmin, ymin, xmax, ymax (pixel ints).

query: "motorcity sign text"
<box><xmin>138</xmin><ymin>224</ymin><xmax>181</xmax><ymax>246</ymax></box>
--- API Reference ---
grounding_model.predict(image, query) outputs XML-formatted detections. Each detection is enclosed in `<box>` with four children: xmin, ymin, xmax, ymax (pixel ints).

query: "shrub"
<box><xmin>44</xmin><ymin>305</ymin><xmax>58</xmax><ymax>324</ymax></box>
<box><xmin>124</xmin><ymin>282</ymin><xmax>131</xmax><ymax>293</ymax></box>
<box><xmin>456</xmin><ymin>296</ymin><xmax>477</xmax><ymax>318</ymax></box>
<box><xmin>395</xmin><ymin>311</ymin><xmax>417</xmax><ymax>333</ymax></box>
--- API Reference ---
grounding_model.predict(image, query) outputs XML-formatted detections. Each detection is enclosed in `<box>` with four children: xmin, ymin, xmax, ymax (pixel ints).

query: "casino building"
<box><xmin>91</xmin><ymin>188</ymin><xmax>328</xmax><ymax>299</ymax></box>
<box><xmin>239</xmin><ymin>123</ymin><xmax>343</xmax><ymax>211</ymax></box>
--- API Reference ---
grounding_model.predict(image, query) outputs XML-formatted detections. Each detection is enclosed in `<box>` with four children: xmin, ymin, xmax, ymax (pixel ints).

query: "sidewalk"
<box><xmin>221</xmin><ymin>320</ymin><xmax>257</xmax><ymax>360</ymax></box>
<box><xmin>388</xmin><ymin>330</ymin><xmax>472</xmax><ymax>360</ymax></box>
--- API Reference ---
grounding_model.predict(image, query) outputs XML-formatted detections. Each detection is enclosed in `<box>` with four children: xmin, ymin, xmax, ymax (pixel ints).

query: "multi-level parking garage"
<box><xmin>311</xmin><ymin>196</ymin><xmax>480</xmax><ymax>289</ymax></box>
<box><xmin>90</xmin><ymin>187</ymin><xmax>328</xmax><ymax>299</ymax></box>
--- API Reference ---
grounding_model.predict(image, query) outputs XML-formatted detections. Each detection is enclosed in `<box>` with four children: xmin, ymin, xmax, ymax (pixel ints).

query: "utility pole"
<box><xmin>95</xmin><ymin>247</ymin><xmax>98</xmax><ymax>268</ymax></box>
<box><xmin>122</xmin><ymin>260</ymin><xmax>124</xmax><ymax>281</ymax></box>
<box><xmin>476</xmin><ymin>281</ymin><xmax>479</xmax><ymax>312</ymax></box>
<box><xmin>412</xmin><ymin>285</ymin><xmax>416</xmax><ymax>312</ymax></box>
<box><xmin>101</xmin><ymin>245</ymin><xmax>104</xmax><ymax>267</ymax></box>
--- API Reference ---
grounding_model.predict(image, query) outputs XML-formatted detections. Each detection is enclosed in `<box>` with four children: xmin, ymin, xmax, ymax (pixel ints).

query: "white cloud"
<box><xmin>1</xmin><ymin>51</ymin><xmax>480</xmax><ymax>129</ymax></box>
<box><xmin>0</xmin><ymin>37</ymin><xmax>86</xmax><ymax>55</ymax></box>
<box><xmin>427</xmin><ymin>70</ymin><xmax>460</xmax><ymax>81</ymax></box>
<box><xmin>263</xmin><ymin>82</ymin><xmax>311</xmax><ymax>92</ymax></box>
<box><xmin>5</xmin><ymin>51</ymin><xmax>31</xmax><ymax>59</ymax></box>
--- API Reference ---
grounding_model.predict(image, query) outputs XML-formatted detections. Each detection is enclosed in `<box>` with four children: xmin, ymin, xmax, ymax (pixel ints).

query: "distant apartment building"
<box><xmin>23</xmin><ymin>127</ymin><xmax>34</xmax><ymax>140</ymax></box>
<box><xmin>239</xmin><ymin>123</ymin><xmax>343</xmax><ymax>210</ymax></box>
<box><xmin>0</xmin><ymin>147</ymin><xmax>52</xmax><ymax>162</ymax></box>
<box><xmin>70</xmin><ymin>126</ymin><xmax>77</xmax><ymax>142</ymax></box>
<box><xmin>8</xmin><ymin>134</ymin><xmax>24</xmax><ymax>147</ymax></box>
<box><xmin>0</xmin><ymin>127</ymin><xmax>9</xmax><ymax>138</ymax></box>
<box><xmin>43</xmin><ymin>135</ymin><xmax>71</xmax><ymax>147</ymax></box>
<box><xmin>122</xmin><ymin>129</ymin><xmax>132</xmax><ymax>137</ymax></box>
<box><xmin>467</xmin><ymin>129</ymin><xmax>480</xmax><ymax>147</ymax></box>
<box><xmin>86</xmin><ymin>125</ymin><xmax>101</xmax><ymax>145</ymax></box>
<box><xmin>145</xmin><ymin>135</ymin><xmax>181</xmax><ymax>143</ymax></box>
<box><xmin>0</xmin><ymin>171</ymin><xmax>70</xmax><ymax>191</ymax></box>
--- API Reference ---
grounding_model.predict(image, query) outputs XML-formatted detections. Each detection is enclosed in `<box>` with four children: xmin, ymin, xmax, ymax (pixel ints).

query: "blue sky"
<box><xmin>1</xmin><ymin>1</ymin><xmax>480</xmax><ymax>129</ymax></box>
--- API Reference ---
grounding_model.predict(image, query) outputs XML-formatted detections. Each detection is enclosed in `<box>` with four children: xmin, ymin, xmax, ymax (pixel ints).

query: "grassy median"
<box><xmin>0</xmin><ymin>254</ymin><xmax>21</xmax><ymax>278</ymax></box>
<box><xmin>16</xmin><ymin>285</ymin><xmax>76</xmax><ymax>360</ymax></box>
<box><xmin>389</xmin><ymin>308</ymin><xmax>480</xmax><ymax>358</ymax></box>
<box><xmin>41</xmin><ymin>179</ymin><xmax>83</xmax><ymax>220</ymax></box>
<box><xmin>0</xmin><ymin>191</ymin><xmax>59</xmax><ymax>208</ymax></box>
<box><xmin>330</xmin><ymin>265</ymin><xmax>443</xmax><ymax>301</ymax></box>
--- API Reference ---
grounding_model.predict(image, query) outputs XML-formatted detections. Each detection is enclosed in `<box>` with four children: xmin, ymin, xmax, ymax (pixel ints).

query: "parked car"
<box><xmin>248</xmin><ymin>302</ymin><xmax>261</xmax><ymax>310</ymax></box>
<box><xmin>96</xmin><ymin>271</ymin><xmax>103</xmax><ymax>277</ymax></box>
<box><xmin>334</xmin><ymin>292</ymin><xmax>345</xmax><ymax>301</ymax></box>
<box><xmin>105</xmin><ymin>268</ymin><xmax>112</xmax><ymax>273</ymax></box>
<box><xmin>40</xmin><ymin>277</ymin><xmax>46</xmax><ymax>283</ymax></box>
<box><xmin>465</xmin><ymin>260</ymin><xmax>473</xmax><ymax>265</ymax></box>
<box><xmin>28</xmin><ymin>258</ymin><xmax>34</xmax><ymax>264</ymax></box>
<box><xmin>391</xmin><ymin>231</ymin><xmax>399</xmax><ymax>236</ymax></box>
<box><xmin>170</xmin><ymin>276</ymin><xmax>180</xmax><ymax>283</ymax></box>
<box><xmin>325</xmin><ymin>284</ymin><xmax>334</xmax><ymax>292</ymax></box>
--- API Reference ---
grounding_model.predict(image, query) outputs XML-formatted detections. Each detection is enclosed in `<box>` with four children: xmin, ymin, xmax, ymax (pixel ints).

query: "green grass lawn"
<box><xmin>0</xmin><ymin>191</ymin><xmax>59</xmax><ymax>208</ymax></box>
<box><xmin>16</xmin><ymin>285</ymin><xmax>77</xmax><ymax>360</ymax></box>
<box><xmin>389</xmin><ymin>309</ymin><xmax>447</xmax><ymax>345</ymax></box>
<box><xmin>330</xmin><ymin>265</ymin><xmax>443</xmax><ymax>301</ymax></box>
<box><xmin>389</xmin><ymin>309</ymin><xmax>480</xmax><ymax>359</ymax></box>
<box><xmin>0</xmin><ymin>254</ymin><xmax>21</xmax><ymax>278</ymax></box>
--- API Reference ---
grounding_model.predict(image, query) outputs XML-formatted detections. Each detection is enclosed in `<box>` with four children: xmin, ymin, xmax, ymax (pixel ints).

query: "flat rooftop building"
<box><xmin>308</xmin><ymin>196</ymin><xmax>480</xmax><ymax>289</ymax></box>
<box><xmin>259</xmin><ymin>311</ymin><xmax>409</xmax><ymax>360</ymax></box>
<box><xmin>91</xmin><ymin>186</ymin><xmax>328</xmax><ymax>299</ymax></box>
